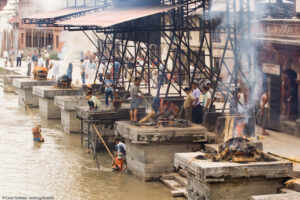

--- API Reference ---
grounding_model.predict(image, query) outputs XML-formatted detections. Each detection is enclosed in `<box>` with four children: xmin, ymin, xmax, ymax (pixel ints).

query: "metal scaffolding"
<box><xmin>24</xmin><ymin>0</ymin><xmax>254</xmax><ymax>115</ymax></box>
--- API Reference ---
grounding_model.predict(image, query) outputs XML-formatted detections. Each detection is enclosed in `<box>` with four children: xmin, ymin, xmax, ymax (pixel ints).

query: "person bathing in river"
<box><xmin>86</xmin><ymin>91</ymin><xmax>101</xmax><ymax>111</ymax></box>
<box><xmin>32</xmin><ymin>125</ymin><xmax>44</xmax><ymax>142</ymax></box>
<box><xmin>112</xmin><ymin>138</ymin><xmax>127</xmax><ymax>171</ymax></box>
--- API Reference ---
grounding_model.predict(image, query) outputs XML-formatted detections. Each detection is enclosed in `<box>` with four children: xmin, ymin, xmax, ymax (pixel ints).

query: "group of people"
<box><xmin>85</xmin><ymin>79</ymin><xmax>123</xmax><ymax>111</ymax></box>
<box><xmin>183</xmin><ymin>81</ymin><xmax>213</xmax><ymax>124</ymax></box>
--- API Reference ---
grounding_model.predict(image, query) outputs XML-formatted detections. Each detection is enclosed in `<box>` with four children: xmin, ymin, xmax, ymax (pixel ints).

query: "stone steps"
<box><xmin>161</xmin><ymin>172</ymin><xmax>188</xmax><ymax>198</ymax></box>
<box><xmin>281</xmin><ymin>121</ymin><xmax>296</xmax><ymax>136</ymax></box>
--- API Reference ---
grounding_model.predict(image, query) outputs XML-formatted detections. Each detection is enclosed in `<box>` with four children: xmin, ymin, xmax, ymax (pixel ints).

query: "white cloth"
<box><xmin>99</xmin><ymin>63</ymin><xmax>105</xmax><ymax>74</ymax></box>
<box><xmin>3</xmin><ymin>51</ymin><xmax>8</xmax><ymax>58</ymax></box>
<box><xmin>203</xmin><ymin>91</ymin><xmax>212</xmax><ymax>108</ymax></box>
<box><xmin>84</xmin><ymin>59</ymin><xmax>89</xmax><ymax>69</ymax></box>
<box><xmin>238</xmin><ymin>93</ymin><xmax>245</xmax><ymax>113</ymax></box>
<box><xmin>38</xmin><ymin>58</ymin><xmax>44</xmax><ymax>66</ymax></box>
<box><xmin>190</xmin><ymin>65</ymin><xmax>195</xmax><ymax>77</ymax></box>
<box><xmin>192</xmin><ymin>88</ymin><xmax>201</xmax><ymax>106</ymax></box>
<box><xmin>51</xmin><ymin>63</ymin><xmax>60</xmax><ymax>77</ymax></box>
<box><xmin>90</xmin><ymin>96</ymin><xmax>101</xmax><ymax>108</ymax></box>
<box><xmin>45</xmin><ymin>53</ymin><xmax>49</xmax><ymax>59</ymax></box>
<box><xmin>26</xmin><ymin>56</ymin><xmax>32</xmax><ymax>64</ymax></box>
<box><xmin>17</xmin><ymin>51</ymin><xmax>23</xmax><ymax>58</ymax></box>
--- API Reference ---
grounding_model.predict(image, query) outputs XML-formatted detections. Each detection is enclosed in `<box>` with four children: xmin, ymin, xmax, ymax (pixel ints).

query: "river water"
<box><xmin>0</xmin><ymin>88</ymin><xmax>177</xmax><ymax>200</ymax></box>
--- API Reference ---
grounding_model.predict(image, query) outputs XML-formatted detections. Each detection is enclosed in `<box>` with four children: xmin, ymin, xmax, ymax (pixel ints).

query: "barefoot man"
<box><xmin>32</xmin><ymin>125</ymin><xmax>44</xmax><ymax>142</ymax></box>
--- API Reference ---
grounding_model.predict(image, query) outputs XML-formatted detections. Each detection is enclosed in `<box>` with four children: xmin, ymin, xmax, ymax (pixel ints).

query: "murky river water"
<box><xmin>0</xmin><ymin>88</ymin><xmax>178</xmax><ymax>200</ymax></box>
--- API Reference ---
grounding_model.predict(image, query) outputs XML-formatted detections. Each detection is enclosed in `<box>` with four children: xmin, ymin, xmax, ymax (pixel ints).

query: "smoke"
<box><xmin>58</xmin><ymin>31</ymin><xmax>97</xmax><ymax>78</ymax></box>
<box><xmin>32</xmin><ymin>0</ymin><xmax>66</xmax><ymax>12</ymax></box>
<box><xmin>208</xmin><ymin>0</ymin><xmax>267</xmax><ymax>120</ymax></box>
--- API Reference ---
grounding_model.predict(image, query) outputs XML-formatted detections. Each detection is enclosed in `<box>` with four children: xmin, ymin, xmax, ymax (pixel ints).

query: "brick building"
<box><xmin>16</xmin><ymin>0</ymin><xmax>64</xmax><ymax>53</ymax></box>
<box><xmin>254</xmin><ymin>1</ymin><xmax>300</xmax><ymax>135</ymax></box>
<box><xmin>0</xmin><ymin>0</ymin><xmax>64</xmax><ymax>56</ymax></box>
<box><xmin>0</xmin><ymin>0</ymin><xmax>7</xmax><ymax>10</ymax></box>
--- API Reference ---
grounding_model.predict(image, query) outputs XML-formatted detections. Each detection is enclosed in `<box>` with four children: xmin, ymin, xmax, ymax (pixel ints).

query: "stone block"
<box><xmin>61</xmin><ymin>110</ymin><xmax>81</xmax><ymax>133</ymax></box>
<box><xmin>125</xmin><ymin>140</ymin><xmax>202</xmax><ymax>181</ymax></box>
<box><xmin>188</xmin><ymin>175</ymin><xmax>285</xmax><ymax>200</ymax></box>
<box><xmin>13</xmin><ymin>78</ymin><xmax>55</xmax><ymax>89</ymax></box>
<box><xmin>33</xmin><ymin>86</ymin><xmax>83</xmax><ymax>99</ymax></box>
<box><xmin>251</xmin><ymin>193</ymin><xmax>300</xmax><ymax>200</ymax></box>
<box><xmin>54</xmin><ymin>96</ymin><xmax>88</xmax><ymax>111</ymax></box>
<box><xmin>175</xmin><ymin>152</ymin><xmax>293</xmax><ymax>200</ymax></box>
<box><xmin>39</xmin><ymin>98</ymin><xmax>61</xmax><ymax>119</ymax></box>
<box><xmin>115</xmin><ymin>121</ymin><xmax>207</xmax><ymax>144</ymax></box>
<box><xmin>17</xmin><ymin>88</ymin><xmax>39</xmax><ymax>108</ymax></box>
<box><xmin>3</xmin><ymin>75</ymin><xmax>28</xmax><ymax>93</ymax></box>
<box><xmin>76</xmin><ymin>104</ymin><xmax>144</xmax><ymax>121</ymax></box>
<box><xmin>171</xmin><ymin>188</ymin><xmax>186</xmax><ymax>197</ymax></box>
<box><xmin>161</xmin><ymin>179</ymin><xmax>181</xmax><ymax>190</ymax></box>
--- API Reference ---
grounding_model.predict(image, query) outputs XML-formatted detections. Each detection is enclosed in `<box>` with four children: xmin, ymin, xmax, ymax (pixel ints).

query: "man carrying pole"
<box><xmin>23</xmin><ymin>98</ymin><xmax>45</xmax><ymax>143</ymax></box>
<box><xmin>32</xmin><ymin>125</ymin><xmax>44</xmax><ymax>142</ymax></box>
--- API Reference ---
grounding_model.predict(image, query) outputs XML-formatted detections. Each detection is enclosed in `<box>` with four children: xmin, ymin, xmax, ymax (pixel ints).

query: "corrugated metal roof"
<box><xmin>25</xmin><ymin>7</ymin><xmax>97</xmax><ymax>19</ymax></box>
<box><xmin>55</xmin><ymin>6</ymin><xmax>178</xmax><ymax>28</ymax></box>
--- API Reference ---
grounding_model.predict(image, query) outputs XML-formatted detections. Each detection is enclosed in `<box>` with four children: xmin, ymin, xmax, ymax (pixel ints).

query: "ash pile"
<box><xmin>136</xmin><ymin>114</ymin><xmax>192</xmax><ymax>128</ymax></box>
<box><xmin>199</xmin><ymin>137</ymin><xmax>276</xmax><ymax>163</ymax></box>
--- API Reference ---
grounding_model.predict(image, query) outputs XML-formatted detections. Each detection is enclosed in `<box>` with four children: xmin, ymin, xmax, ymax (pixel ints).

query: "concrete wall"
<box><xmin>126</xmin><ymin>140</ymin><xmax>200</xmax><ymax>181</ymax></box>
<box><xmin>187</xmin><ymin>175</ymin><xmax>284</xmax><ymax>200</ymax></box>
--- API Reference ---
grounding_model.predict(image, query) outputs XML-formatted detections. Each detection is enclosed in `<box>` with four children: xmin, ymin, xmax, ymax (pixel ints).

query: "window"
<box><xmin>21</xmin><ymin>33</ymin><xmax>24</xmax><ymax>45</ymax></box>
<box><xmin>212</xmin><ymin>31</ymin><xmax>221</xmax><ymax>43</ymax></box>
<box><xmin>56</xmin><ymin>35</ymin><xmax>59</xmax><ymax>49</ymax></box>
<box><xmin>25</xmin><ymin>31</ymin><xmax>32</xmax><ymax>47</ymax></box>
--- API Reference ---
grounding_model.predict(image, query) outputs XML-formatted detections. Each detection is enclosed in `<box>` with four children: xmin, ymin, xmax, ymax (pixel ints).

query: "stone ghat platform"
<box><xmin>76</xmin><ymin>104</ymin><xmax>144</xmax><ymax>121</ymax></box>
<box><xmin>3</xmin><ymin>75</ymin><xmax>28</xmax><ymax>93</ymax></box>
<box><xmin>251</xmin><ymin>193</ymin><xmax>300</xmax><ymax>200</ymax></box>
<box><xmin>33</xmin><ymin>86</ymin><xmax>84</xmax><ymax>119</ymax></box>
<box><xmin>174</xmin><ymin>152</ymin><xmax>293</xmax><ymax>200</ymax></box>
<box><xmin>115</xmin><ymin>121</ymin><xmax>208</xmax><ymax>181</ymax></box>
<box><xmin>54</xmin><ymin>96</ymin><xmax>87</xmax><ymax>133</ymax></box>
<box><xmin>13</xmin><ymin>78</ymin><xmax>56</xmax><ymax>107</ymax></box>
<box><xmin>76</xmin><ymin>104</ymin><xmax>145</xmax><ymax>148</ymax></box>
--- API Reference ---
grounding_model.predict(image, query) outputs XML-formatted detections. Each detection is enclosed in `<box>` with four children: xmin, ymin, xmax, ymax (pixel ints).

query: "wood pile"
<box><xmin>200</xmin><ymin>137</ymin><xmax>276</xmax><ymax>163</ymax></box>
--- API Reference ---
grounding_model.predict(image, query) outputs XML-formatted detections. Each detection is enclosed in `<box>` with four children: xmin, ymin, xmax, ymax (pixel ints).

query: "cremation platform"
<box><xmin>174</xmin><ymin>152</ymin><xmax>293</xmax><ymax>200</ymax></box>
<box><xmin>115</xmin><ymin>121</ymin><xmax>208</xmax><ymax>181</ymax></box>
<box><xmin>13</xmin><ymin>78</ymin><xmax>56</xmax><ymax>107</ymax></box>
<box><xmin>3</xmin><ymin>75</ymin><xmax>28</xmax><ymax>93</ymax></box>
<box><xmin>54</xmin><ymin>96</ymin><xmax>87</xmax><ymax>133</ymax></box>
<box><xmin>76</xmin><ymin>104</ymin><xmax>144</xmax><ymax>147</ymax></box>
<box><xmin>251</xmin><ymin>193</ymin><xmax>300</xmax><ymax>200</ymax></box>
<box><xmin>33</xmin><ymin>86</ymin><xmax>84</xmax><ymax>119</ymax></box>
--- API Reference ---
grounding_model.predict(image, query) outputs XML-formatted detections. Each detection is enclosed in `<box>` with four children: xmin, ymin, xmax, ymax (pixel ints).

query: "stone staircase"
<box><xmin>281</xmin><ymin>120</ymin><xmax>300</xmax><ymax>137</ymax></box>
<box><xmin>161</xmin><ymin>169</ymin><xmax>188</xmax><ymax>198</ymax></box>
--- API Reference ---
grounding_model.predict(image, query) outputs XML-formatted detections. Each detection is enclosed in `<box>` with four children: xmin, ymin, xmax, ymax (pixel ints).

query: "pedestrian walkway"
<box><xmin>256</xmin><ymin>126</ymin><xmax>300</xmax><ymax>176</ymax></box>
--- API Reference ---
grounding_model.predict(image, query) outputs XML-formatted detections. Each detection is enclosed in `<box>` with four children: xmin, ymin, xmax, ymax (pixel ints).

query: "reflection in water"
<box><xmin>0</xmin><ymin>89</ymin><xmax>179</xmax><ymax>200</ymax></box>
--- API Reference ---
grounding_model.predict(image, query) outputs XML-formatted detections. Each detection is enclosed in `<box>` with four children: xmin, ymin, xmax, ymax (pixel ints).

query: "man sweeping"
<box><xmin>32</xmin><ymin>125</ymin><xmax>44</xmax><ymax>142</ymax></box>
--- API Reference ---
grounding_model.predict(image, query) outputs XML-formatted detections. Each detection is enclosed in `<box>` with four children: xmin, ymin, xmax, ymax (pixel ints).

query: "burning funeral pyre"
<box><xmin>197</xmin><ymin>137</ymin><xmax>276</xmax><ymax>163</ymax></box>
<box><xmin>135</xmin><ymin>97</ymin><xmax>192</xmax><ymax>128</ymax></box>
<box><xmin>136</xmin><ymin>114</ymin><xmax>192</xmax><ymax>128</ymax></box>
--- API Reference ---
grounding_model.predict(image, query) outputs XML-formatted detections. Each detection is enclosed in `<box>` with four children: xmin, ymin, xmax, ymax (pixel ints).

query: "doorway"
<box><xmin>283</xmin><ymin>69</ymin><xmax>298</xmax><ymax>121</ymax></box>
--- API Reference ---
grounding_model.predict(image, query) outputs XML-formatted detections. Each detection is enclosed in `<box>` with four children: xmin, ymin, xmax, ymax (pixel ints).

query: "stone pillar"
<box><xmin>295</xmin><ymin>79</ymin><xmax>300</xmax><ymax>136</ymax></box>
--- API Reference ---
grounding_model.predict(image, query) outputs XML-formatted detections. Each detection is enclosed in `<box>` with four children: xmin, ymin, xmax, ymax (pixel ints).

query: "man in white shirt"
<box><xmin>16</xmin><ymin>50</ymin><xmax>23</xmax><ymax>67</ymax></box>
<box><xmin>38</xmin><ymin>54</ymin><xmax>44</xmax><ymax>66</ymax></box>
<box><xmin>192</xmin><ymin>82</ymin><xmax>203</xmax><ymax>124</ymax></box>
<box><xmin>98</xmin><ymin>61</ymin><xmax>105</xmax><ymax>82</ymax></box>
<box><xmin>26</xmin><ymin>54</ymin><xmax>32</xmax><ymax>76</ymax></box>
<box><xmin>45</xmin><ymin>51</ymin><xmax>50</xmax><ymax>68</ymax></box>
<box><xmin>3</xmin><ymin>50</ymin><xmax>8</xmax><ymax>67</ymax></box>
<box><xmin>202</xmin><ymin>87</ymin><xmax>212</xmax><ymax>111</ymax></box>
